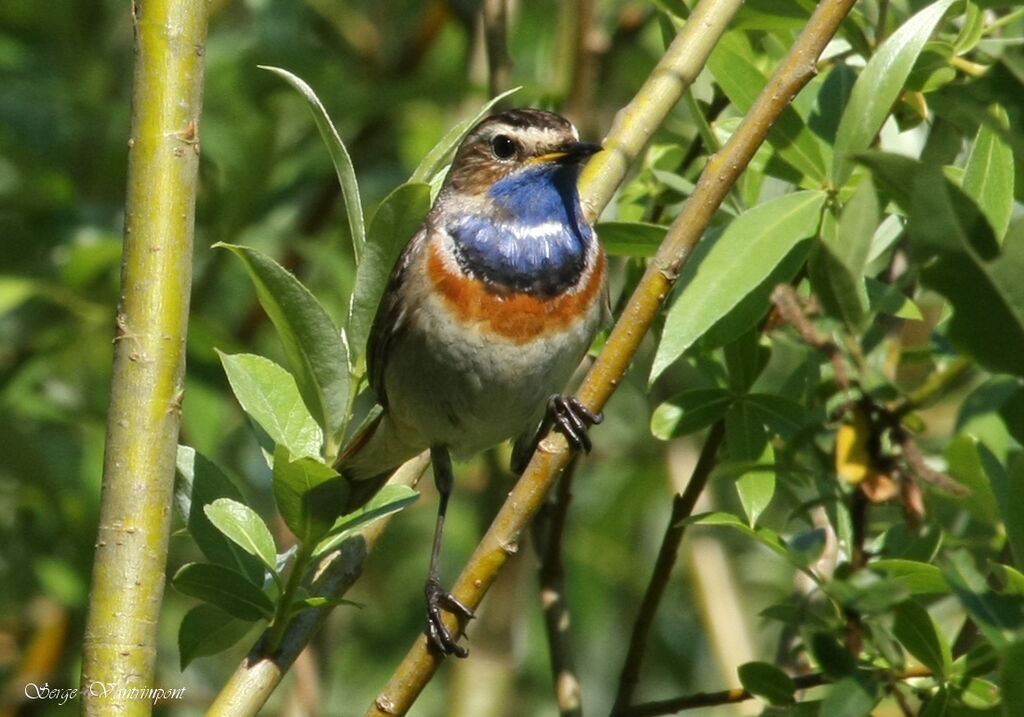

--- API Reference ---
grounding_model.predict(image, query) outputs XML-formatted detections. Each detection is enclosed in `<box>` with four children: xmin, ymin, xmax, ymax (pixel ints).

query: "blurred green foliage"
<box><xmin>3</xmin><ymin>0</ymin><xmax>1024</xmax><ymax>715</ymax></box>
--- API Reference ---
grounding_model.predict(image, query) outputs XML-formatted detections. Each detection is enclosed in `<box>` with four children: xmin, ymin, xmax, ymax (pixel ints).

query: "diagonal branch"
<box><xmin>80</xmin><ymin>2</ymin><xmax>209</xmax><ymax>715</ymax></box>
<box><xmin>365</xmin><ymin>0</ymin><xmax>861</xmax><ymax>711</ymax></box>
<box><xmin>363</xmin><ymin>0</ymin><xmax>747</xmax><ymax>712</ymax></box>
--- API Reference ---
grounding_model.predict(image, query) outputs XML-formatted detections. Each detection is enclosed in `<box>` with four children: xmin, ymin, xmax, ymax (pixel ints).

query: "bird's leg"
<box><xmin>546</xmin><ymin>394</ymin><xmax>603</xmax><ymax>454</ymax></box>
<box><xmin>512</xmin><ymin>395</ymin><xmax>603</xmax><ymax>474</ymax></box>
<box><xmin>424</xmin><ymin>445</ymin><xmax>474</xmax><ymax>657</ymax></box>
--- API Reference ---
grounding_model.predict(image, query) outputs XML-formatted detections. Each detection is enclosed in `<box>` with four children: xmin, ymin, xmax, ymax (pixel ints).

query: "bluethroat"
<box><xmin>338</xmin><ymin>108</ymin><xmax>606</xmax><ymax>657</ymax></box>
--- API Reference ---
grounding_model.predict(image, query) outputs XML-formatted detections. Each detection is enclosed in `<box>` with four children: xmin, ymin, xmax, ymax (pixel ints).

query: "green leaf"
<box><xmin>684</xmin><ymin>512</ymin><xmax>791</xmax><ymax>563</ymax></box>
<box><xmin>907</xmin><ymin>167</ymin><xmax>1024</xmax><ymax>376</ymax></box>
<box><xmin>409</xmin><ymin>87</ymin><xmax>521</xmax><ymax>186</ymax></box>
<box><xmin>709</xmin><ymin>32</ymin><xmax>828</xmax><ymax>183</ymax></box>
<box><xmin>725</xmin><ymin>399</ymin><xmax>768</xmax><ymax>462</ymax></box>
<box><xmin>216</xmin><ymin>243</ymin><xmax>350</xmax><ymax>452</ymax></box>
<box><xmin>871</xmin><ymin>559</ymin><xmax>951</xmax><ymax>596</ymax></box>
<box><xmin>920</xmin><ymin>686</ymin><xmax>953</xmax><ymax>717</ymax></box>
<box><xmin>217</xmin><ymin>352</ymin><xmax>322</xmax><ymax>460</ymax></box>
<box><xmin>819</xmin><ymin>673</ymin><xmax>881</xmax><ymax>717</ymax></box>
<box><xmin>809</xmin><ymin>178</ymin><xmax>878</xmax><ymax>329</ymax></box>
<box><xmin>737</xmin><ymin>661</ymin><xmax>796</xmax><ymax>705</ymax></box>
<box><xmin>1002</xmin><ymin>641</ymin><xmax>1024</xmax><ymax>717</ymax></box>
<box><xmin>272</xmin><ymin>445</ymin><xmax>347</xmax><ymax>545</ymax></box>
<box><xmin>787</xmin><ymin>528</ymin><xmax>827</xmax><ymax>569</ymax></box>
<box><xmin>736</xmin><ymin>443</ymin><xmax>775</xmax><ymax>528</ymax></box>
<box><xmin>959</xmin><ymin>678</ymin><xmax>1000</xmax><ymax>709</ymax></box>
<box><xmin>175</xmin><ymin>446</ymin><xmax>264</xmax><ymax>584</ymax></box>
<box><xmin>650</xmin><ymin>388</ymin><xmax>733</xmax><ymax>440</ymax></box>
<box><xmin>203</xmin><ymin>498</ymin><xmax>278</xmax><ymax>574</ymax></box>
<box><xmin>259</xmin><ymin>66</ymin><xmax>365</xmax><ymax>262</ymax></box>
<box><xmin>962</xmin><ymin>104</ymin><xmax>1014</xmax><ymax>241</ymax></box>
<box><xmin>893</xmin><ymin>600</ymin><xmax>951</xmax><ymax>678</ymax></box>
<box><xmin>596</xmin><ymin>221</ymin><xmax>666</xmax><ymax>257</ymax></box>
<box><xmin>0</xmin><ymin>276</ymin><xmax>36</xmax><ymax>316</ymax></box>
<box><xmin>313</xmin><ymin>484</ymin><xmax>420</xmax><ymax>558</ymax></box>
<box><xmin>742</xmin><ymin>393</ymin><xmax>808</xmax><ymax>439</ymax></box>
<box><xmin>906</xmin><ymin>42</ymin><xmax>956</xmax><ymax>93</ymax></box>
<box><xmin>946</xmin><ymin>434</ymin><xmax>1001</xmax><ymax>523</ymax></box>
<box><xmin>953</xmin><ymin>1</ymin><xmax>985</xmax><ymax>55</ymax></box>
<box><xmin>1006</xmin><ymin>453</ymin><xmax>1024</xmax><ymax>570</ymax></box>
<box><xmin>832</xmin><ymin>0</ymin><xmax>957</xmax><ymax>185</ymax></box>
<box><xmin>172</xmin><ymin>562</ymin><xmax>274</xmax><ymax>622</ymax></box>
<box><xmin>942</xmin><ymin>550</ymin><xmax>1024</xmax><ymax>649</ymax></box>
<box><xmin>809</xmin><ymin>632</ymin><xmax>857</xmax><ymax>677</ymax></box>
<box><xmin>347</xmin><ymin>182</ymin><xmax>431</xmax><ymax>366</ymax></box>
<box><xmin>651</xmin><ymin>190</ymin><xmax>827</xmax><ymax>382</ymax></box>
<box><xmin>288</xmin><ymin>595</ymin><xmax>362</xmax><ymax>616</ymax></box>
<box><xmin>723</xmin><ymin>329</ymin><xmax>769</xmax><ymax>393</ymax></box>
<box><xmin>178</xmin><ymin>604</ymin><xmax>252</xmax><ymax>670</ymax></box>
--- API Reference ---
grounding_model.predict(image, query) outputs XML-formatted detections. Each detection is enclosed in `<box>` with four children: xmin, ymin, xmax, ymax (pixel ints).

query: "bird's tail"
<box><xmin>335</xmin><ymin>410</ymin><xmax>426</xmax><ymax>511</ymax></box>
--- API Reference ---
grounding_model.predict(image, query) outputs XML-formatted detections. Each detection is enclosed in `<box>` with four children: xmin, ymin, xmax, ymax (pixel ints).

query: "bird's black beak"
<box><xmin>533</xmin><ymin>141</ymin><xmax>603</xmax><ymax>165</ymax></box>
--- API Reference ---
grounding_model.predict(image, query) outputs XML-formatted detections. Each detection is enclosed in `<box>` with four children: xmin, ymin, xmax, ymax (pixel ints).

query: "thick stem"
<box><xmin>80</xmin><ymin>1</ymin><xmax>209</xmax><ymax>714</ymax></box>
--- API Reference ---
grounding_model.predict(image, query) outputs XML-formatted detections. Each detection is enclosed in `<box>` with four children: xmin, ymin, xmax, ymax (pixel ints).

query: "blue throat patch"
<box><xmin>448</xmin><ymin>163</ymin><xmax>592</xmax><ymax>296</ymax></box>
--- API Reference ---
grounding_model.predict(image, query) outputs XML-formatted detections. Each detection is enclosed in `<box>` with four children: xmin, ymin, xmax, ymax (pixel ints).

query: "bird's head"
<box><xmin>441</xmin><ymin>109</ymin><xmax>601</xmax><ymax>202</ymax></box>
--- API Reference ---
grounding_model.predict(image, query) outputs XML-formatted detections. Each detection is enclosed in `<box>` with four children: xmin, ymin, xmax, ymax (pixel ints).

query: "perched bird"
<box><xmin>338</xmin><ymin>108</ymin><xmax>607</xmax><ymax>657</ymax></box>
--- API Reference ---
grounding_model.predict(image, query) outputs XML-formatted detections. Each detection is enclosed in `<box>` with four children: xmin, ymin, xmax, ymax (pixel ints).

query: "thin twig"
<box><xmin>537</xmin><ymin>458</ymin><xmax>583</xmax><ymax>717</ymax></box>
<box><xmin>617</xmin><ymin>666</ymin><xmax>934</xmax><ymax>717</ymax></box>
<box><xmin>611</xmin><ymin>422</ymin><xmax>725</xmax><ymax>714</ymax></box>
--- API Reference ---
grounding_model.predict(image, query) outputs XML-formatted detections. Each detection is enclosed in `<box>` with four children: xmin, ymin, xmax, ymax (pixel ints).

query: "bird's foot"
<box><xmin>425</xmin><ymin>576</ymin><xmax>474</xmax><ymax>658</ymax></box>
<box><xmin>547</xmin><ymin>395</ymin><xmax>603</xmax><ymax>453</ymax></box>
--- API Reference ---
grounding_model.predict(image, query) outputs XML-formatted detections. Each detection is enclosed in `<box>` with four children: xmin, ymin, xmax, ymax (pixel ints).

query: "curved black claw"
<box><xmin>548</xmin><ymin>395</ymin><xmax>603</xmax><ymax>453</ymax></box>
<box><xmin>425</xmin><ymin>577</ymin><xmax>474</xmax><ymax>658</ymax></box>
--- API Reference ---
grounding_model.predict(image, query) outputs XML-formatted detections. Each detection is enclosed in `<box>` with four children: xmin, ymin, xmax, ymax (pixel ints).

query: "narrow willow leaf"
<box><xmin>725</xmin><ymin>399</ymin><xmax>768</xmax><ymax>462</ymax></box>
<box><xmin>943</xmin><ymin>550</ymin><xmax>1024</xmax><ymax>648</ymax></box>
<box><xmin>651</xmin><ymin>190</ymin><xmax>827</xmax><ymax>382</ymax></box>
<box><xmin>742</xmin><ymin>393</ymin><xmax>808</xmax><ymax>439</ymax></box>
<box><xmin>650</xmin><ymin>388</ymin><xmax>733</xmax><ymax>440</ymax></box>
<box><xmin>737</xmin><ymin>661</ymin><xmax>796</xmax><ymax>705</ymax></box>
<box><xmin>273</xmin><ymin>445</ymin><xmax>347</xmax><ymax>545</ymax></box>
<box><xmin>893</xmin><ymin>600</ymin><xmax>951</xmax><ymax>678</ymax></box>
<box><xmin>176</xmin><ymin>446</ymin><xmax>264</xmax><ymax>585</ymax></box>
<box><xmin>709</xmin><ymin>32</ymin><xmax>828</xmax><ymax>183</ymax></box>
<box><xmin>832</xmin><ymin>0</ymin><xmax>957</xmax><ymax>185</ymax></box>
<box><xmin>908</xmin><ymin>169</ymin><xmax>1024</xmax><ymax>376</ymax></box>
<box><xmin>683</xmin><ymin>512</ymin><xmax>790</xmax><ymax>562</ymax></box>
<box><xmin>259</xmin><ymin>65</ymin><xmax>365</xmax><ymax>262</ymax></box>
<box><xmin>410</xmin><ymin>87</ymin><xmax>521</xmax><ymax>186</ymax></box>
<box><xmin>1002</xmin><ymin>642</ymin><xmax>1024</xmax><ymax>716</ymax></box>
<box><xmin>819</xmin><ymin>673</ymin><xmax>881</xmax><ymax>717</ymax></box>
<box><xmin>871</xmin><ymin>559</ymin><xmax>951</xmax><ymax>596</ymax></box>
<box><xmin>178</xmin><ymin>604</ymin><xmax>252</xmax><ymax>669</ymax></box>
<box><xmin>347</xmin><ymin>183</ymin><xmax>431</xmax><ymax>366</ymax></box>
<box><xmin>736</xmin><ymin>443</ymin><xmax>775</xmax><ymax>528</ymax></box>
<box><xmin>204</xmin><ymin>498</ymin><xmax>278</xmax><ymax>574</ymax></box>
<box><xmin>172</xmin><ymin>563</ymin><xmax>274</xmax><ymax>622</ymax></box>
<box><xmin>313</xmin><ymin>484</ymin><xmax>420</xmax><ymax>558</ymax></box>
<box><xmin>217</xmin><ymin>352</ymin><xmax>322</xmax><ymax>460</ymax></box>
<box><xmin>962</xmin><ymin>104</ymin><xmax>1014</xmax><ymax>241</ymax></box>
<box><xmin>810</xmin><ymin>179</ymin><xmax>878</xmax><ymax>328</ymax></box>
<box><xmin>217</xmin><ymin>243</ymin><xmax>349</xmax><ymax>452</ymax></box>
<box><xmin>596</xmin><ymin>221</ymin><xmax>666</xmax><ymax>257</ymax></box>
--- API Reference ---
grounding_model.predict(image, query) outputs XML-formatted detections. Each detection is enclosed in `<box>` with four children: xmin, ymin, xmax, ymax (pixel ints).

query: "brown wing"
<box><xmin>365</xmin><ymin>226</ymin><xmax>429</xmax><ymax>408</ymax></box>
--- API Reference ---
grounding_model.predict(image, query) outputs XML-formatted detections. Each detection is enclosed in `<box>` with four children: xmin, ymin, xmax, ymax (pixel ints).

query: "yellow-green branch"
<box><xmin>80</xmin><ymin>1</ymin><xmax>209</xmax><ymax>715</ymax></box>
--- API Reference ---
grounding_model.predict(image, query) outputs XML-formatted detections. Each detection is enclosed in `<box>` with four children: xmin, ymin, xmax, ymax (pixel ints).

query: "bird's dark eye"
<box><xmin>490</xmin><ymin>134</ymin><xmax>518</xmax><ymax>160</ymax></box>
